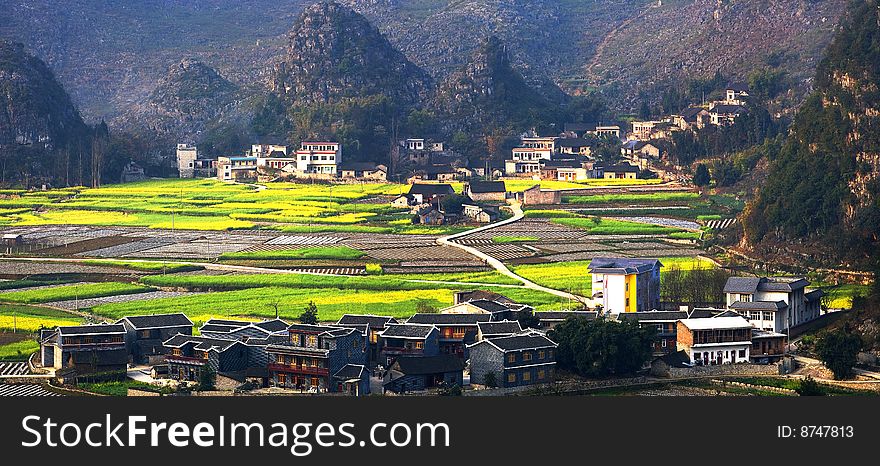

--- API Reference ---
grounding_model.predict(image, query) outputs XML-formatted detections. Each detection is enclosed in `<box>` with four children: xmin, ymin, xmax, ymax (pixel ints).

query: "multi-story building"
<box><xmin>595</xmin><ymin>125</ymin><xmax>622</xmax><ymax>139</ymax></box>
<box><xmin>266</xmin><ymin>324</ymin><xmax>368</xmax><ymax>394</ymax></box>
<box><xmin>217</xmin><ymin>156</ymin><xmax>258</xmax><ymax>181</ymax></box>
<box><xmin>250</xmin><ymin>144</ymin><xmax>288</xmax><ymax>157</ymax></box>
<box><xmin>589</xmin><ymin>258</ymin><xmax>662</xmax><ymax>314</ymax></box>
<box><xmin>378</xmin><ymin>324</ymin><xmax>440</xmax><ymax>367</ymax></box>
<box><xmin>163</xmin><ymin>334</ymin><xmax>249</xmax><ymax>382</ymax></box>
<box><xmin>468</xmin><ymin>332</ymin><xmax>558</xmax><ymax>388</ymax></box>
<box><xmin>39</xmin><ymin>324</ymin><xmax>128</xmax><ymax>374</ymax></box>
<box><xmin>476</xmin><ymin>321</ymin><xmax>523</xmax><ymax>341</ymax></box>
<box><xmin>505</xmin><ymin>148</ymin><xmax>550</xmax><ymax>175</ymax></box>
<box><xmin>117</xmin><ymin>313</ymin><xmax>193</xmax><ymax>364</ymax></box>
<box><xmin>407</xmin><ymin>313</ymin><xmax>492</xmax><ymax>359</ymax></box>
<box><xmin>724</xmin><ymin>277</ymin><xmax>823</xmax><ymax>333</ymax></box>
<box><xmin>631</xmin><ymin>121</ymin><xmax>661</xmax><ymax>140</ymax></box>
<box><xmin>176</xmin><ymin>144</ymin><xmax>199</xmax><ymax>178</ymax></box>
<box><xmin>295</xmin><ymin>142</ymin><xmax>341</xmax><ymax>175</ymax></box>
<box><xmin>335</xmin><ymin>314</ymin><xmax>399</xmax><ymax>365</ymax></box>
<box><xmin>676</xmin><ymin>316</ymin><xmax>753</xmax><ymax>365</ymax></box>
<box><xmin>618</xmin><ymin>310</ymin><xmax>715</xmax><ymax>356</ymax></box>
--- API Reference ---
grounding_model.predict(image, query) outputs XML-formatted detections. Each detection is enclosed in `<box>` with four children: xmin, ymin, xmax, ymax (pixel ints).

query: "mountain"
<box><xmin>432</xmin><ymin>35</ymin><xmax>565</xmax><ymax>136</ymax></box>
<box><xmin>0</xmin><ymin>40</ymin><xmax>93</xmax><ymax>185</ymax></box>
<box><xmin>117</xmin><ymin>58</ymin><xmax>239</xmax><ymax>144</ymax></box>
<box><xmin>742</xmin><ymin>0</ymin><xmax>880</xmax><ymax>268</ymax></box>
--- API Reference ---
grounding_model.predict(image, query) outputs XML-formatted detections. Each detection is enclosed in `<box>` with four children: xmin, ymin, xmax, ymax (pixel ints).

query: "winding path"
<box><xmin>437</xmin><ymin>203</ymin><xmax>591</xmax><ymax>305</ymax></box>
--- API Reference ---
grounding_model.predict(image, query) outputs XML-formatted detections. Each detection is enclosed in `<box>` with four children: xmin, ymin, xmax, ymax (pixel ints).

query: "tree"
<box><xmin>518</xmin><ymin>312</ymin><xmax>541</xmax><ymax>330</ymax></box>
<box><xmin>437</xmin><ymin>381</ymin><xmax>462</xmax><ymax>396</ymax></box>
<box><xmin>548</xmin><ymin>317</ymin><xmax>655</xmax><ymax>378</ymax></box>
<box><xmin>814</xmin><ymin>328</ymin><xmax>863</xmax><ymax>380</ymax></box>
<box><xmin>199</xmin><ymin>365</ymin><xmax>216</xmax><ymax>391</ymax></box>
<box><xmin>299</xmin><ymin>301</ymin><xmax>319</xmax><ymax>325</ymax></box>
<box><xmin>795</xmin><ymin>376</ymin><xmax>825</xmax><ymax>396</ymax></box>
<box><xmin>483</xmin><ymin>371</ymin><xmax>498</xmax><ymax>388</ymax></box>
<box><xmin>439</xmin><ymin>193</ymin><xmax>469</xmax><ymax>215</ymax></box>
<box><xmin>693</xmin><ymin>163</ymin><xmax>711</xmax><ymax>187</ymax></box>
<box><xmin>415</xmin><ymin>299</ymin><xmax>438</xmax><ymax>314</ymax></box>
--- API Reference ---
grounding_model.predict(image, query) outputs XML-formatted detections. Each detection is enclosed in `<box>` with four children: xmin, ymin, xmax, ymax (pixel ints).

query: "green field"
<box><xmin>563</xmin><ymin>192</ymin><xmax>701</xmax><ymax>204</ymax></box>
<box><xmin>492</xmin><ymin>236</ymin><xmax>540</xmax><ymax>243</ymax></box>
<box><xmin>0</xmin><ymin>339</ymin><xmax>39</xmax><ymax>361</ymax></box>
<box><xmin>219</xmin><ymin>246</ymin><xmax>365</xmax><ymax>261</ymax></box>
<box><xmin>0</xmin><ymin>282</ymin><xmax>150</xmax><ymax>304</ymax></box>
<box><xmin>550</xmin><ymin>217</ymin><xmax>683</xmax><ymax>235</ymax></box>
<box><xmin>81</xmin><ymin>260</ymin><xmax>203</xmax><ymax>273</ymax></box>
<box><xmin>820</xmin><ymin>284</ymin><xmax>873</xmax><ymax>309</ymax></box>
<box><xmin>0</xmin><ymin>304</ymin><xmax>84</xmax><ymax>332</ymax></box>
<box><xmin>0</xmin><ymin>279</ymin><xmax>74</xmax><ymax>291</ymax></box>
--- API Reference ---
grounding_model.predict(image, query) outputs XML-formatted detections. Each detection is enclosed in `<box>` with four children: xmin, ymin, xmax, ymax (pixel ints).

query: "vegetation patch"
<box><xmin>0</xmin><ymin>304</ymin><xmax>83</xmax><ymax>332</ymax></box>
<box><xmin>220</xmin><ymin>246</ymin><xmax>365</xmax><ymax>261</ymax></box>
<box><xmin>0</xmin><ymin>282</ymin><xmax>151</xmax><ymax>304</ymax></box>
<box><xmin>492</xmin><ymin>236</ymin><xmax>540</xmax><ymax>243</ymax></box>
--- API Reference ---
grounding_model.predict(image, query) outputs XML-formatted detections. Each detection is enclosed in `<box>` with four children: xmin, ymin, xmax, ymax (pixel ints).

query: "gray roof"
<box><xmin>381</xmin><ymin>324</ymin><xmax>437</xmax><ymax>339</ymax></box>
<box><xmin>619</xmin><ymin>311</ymin><xmax>690</xmax><ymax>322</ymax></box>
<box><xmin>467</xmin><ymin>181</ymin><xmax>506</xmax><ymax>193</ymax></box>
<box><xmin>336</xmin><ymin>323</ymin><xmax>369</xmax><ymax>336</ymax></box>
<box><xmin>589</xmin><ymin>258</ymin><xmax>662</xmax><ymax>274</ymax></box>
<box><xmin>407</xmin><ymin>313</ymin><xmax>492</xmax><ymax>325</ymax></box>
<box><xmin>483</xmin><ymin>333</ymin><xmax>557</xmax><ymax>351</ymax></box>
<box><xmin>337</xmin><ymin>314</ymin><xmax>398</xmax><ymax>328</ymax></box>
<box><xmin>333</xmin><ymin>364</ymin><xmax>368</xmax><ymax>380</ymax></box>
<box><xmin>163</xmin><ymin>334</ymin><xmax>240</xmax><ymax>352</ymax></box>
<box><xmin>535</xmin><ymin>311</ymin><xmax>598</xmax><ymax>321</ymax></box>
<box><xmin>254</xmin><ymin>319</ymin><xmax>290</xmax><ymax>333</ymax></box>
<box><xmin>805</xmin><ymin>289</ymin><xmax>824</xmax><ymax>301</ymax></box>
<box><xmin>556</xmin><ymin>138</ymin><xmax>592</xmax><ymax>148</ymax></box>
<box><xmin>477</xmin><ymin>321</ymin><xmax>522</xmax><ymax>336</ymax></box>
<box><xmin>58</xmin><ymin>324</ymin><xmax>125</xmax><ymax>335</ymax></box>
<box><xmin>408</xmin><ymin>183</ymin><xmax>455</xmax><ymax>196</ymax></box>
<box><xmin>729</xmin><ymin>300</ymin><xmax>788</xmax><ymax>311</ymax></box>
<box><xmin>603</xmin><ymin>163</ymin><xmax>640</xmax><ymax>173</ymax></box>
<box><xmin>723</xmin><ymin>277</ymin><xmax>763</xmax><ymax>293</ymax></box>
<box><xmin>724</xmin><ymin>276</ymin><xmax>810</xmax><ymax>293</ymax></box>
<box><xmin>120</xmin><ymin>313</ymin><xmax>193</xmax><ymax>329</ymax></box>
<box><xmin>454</xmin><ymin>290</ymin><xmax>514</xmax><ymax>304</ymax></box>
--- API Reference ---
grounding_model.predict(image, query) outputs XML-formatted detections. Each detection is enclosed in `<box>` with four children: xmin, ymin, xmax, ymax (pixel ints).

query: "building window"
<box><xmin>307</xmin><ymin>335</ymin><xmax>318</xmax><ymax>347</ymax></box>
<box><xmin>538</xmin><ymin>350</ymin><xmax>545</xmax><ymax>360</ymax></box>
<box><xmin>278</xmin><ymin>373</ymin><xmax>286</xmax><ymax>385</ymax></box>
<box><xmin>522</xmin><ymin>372</ymin><xmax>531</xmax><ymax>382</ymax></box>
<box><xmin>507</xmin><ymin>373</ymin><xmax>516</xmax><ymax>383</ymax></box>
<box><xmin>661</xmin><ymin>339</ymin><xmax>667</xmax><ymax>348</ymax></box>
<box><xmin>738</xmin><ymin>349</ymin><xmax>746</xmax><ymax>358</ymax></box>
<box><xmin>415</xmin><ymin>341</ymin><xmax>424</xmax><ymax>350</ymax></box>
<box><xmin>507</xmin><ymin>354</ymin><xmax>516</xmax><ymax>363</ymax></box>
<box><xmin>523</xmin><ymin>352</ymin><xmax>533</xmax><ymax>362</ymax></box>
<box><xmin>538</xmin><ymin>370</ymin><xmax>545</xmax><ymax>380</ymax></box>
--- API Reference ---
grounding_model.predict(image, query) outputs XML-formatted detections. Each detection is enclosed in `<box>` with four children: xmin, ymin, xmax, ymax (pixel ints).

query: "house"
<box><xmin>506</xmin><ymin>148</ymin><xmax>548</xmax><ymax>175</ymax></box>
<box><xmin>163</xmin><ymin>334</ymin><xmax>249</xmax><ymax>382</ymax></box>
<box><xmin>2</xmin><ymin>233</ymin><xmax>23</xmax><ymax>247</ymax></box>
<box><xmin>462</xmin><ymin>204</ymin><xmax>499</xmax><ymax>223</ymax></box>
<box><xmin>390</xmin><ymin>194</ymin><xmax>416</xmax><ymax>208</ymax></box>
<box><xmin>176</xmin><ymin>144</ymin><xmax>198</xmax><ymax>178</ymax></box>
<box><xmin>631</xmin><ymin>121</ymin><xmax>661</xmax><ymax>140</ymax></box>
<box><xmin>336</xmin><ymin>314</ymin><xmax>399</xmax><ymax>365</ymax></box>
<box><xmin>724</xmin><ymin>277</ymin><xmax>822</xmax><ymax>333</ymax></box>
<box><xmin>476</xmin><ymin>321</ymin><xmax>523</xmax><ymax>341</ymax></box>
<box><xmin>405</xmin><ymin>138</ymin><xmax>426</xmax><ymax>151</ymax></box>
<box><xmin>117</xmin><ymin>313</ymin><xmax>193</xmax><ymax>364</ymax></box>
<box><xmin>595</xmin><ymin>125</ymin><xmax>622</xmax><ymax>139</ymax></box>
<box><xmin>407</xmin><ymin>313</ymin><xmax>491</xmax><ymax>358</ymax></box>
<box><xmin>468</xmin><ymin>332</ymin><xmax>558</xmax><ymax>388</ymax></box>
<box><xmin>440</xmin><ymin>298</ymin><xmax>532</xmax><ymax>321</ymax></box>
<box><xmin>379</xmin><ymin>324</ymin><xmax>440</xmax><ymax>366</ymax></box>
<box><xmin>266</xmin><ymin>324</ymin><xmax>369</xmax><ymax>394</ymax></box>
<box><xmin>120</xmin><ymin>161</ymin><xmax>146</xmax><ymax>183</ymax></box>
<box><xmin>464</xmin><ymin>181</ymin><xmax>506</xmax><ymax>202</ymax></box>
<box><xmin>408</xmin><ymin>183</ymin><xmax>454</xmax><ymax>204</ymax></box>
<box><xmin>673</xmin><ymin>107</ymin><xmax>711</xmax><ymax>130</ymax></box>
<box><xmin>339</xmin><ymin>162</ymin><xmax>387</xmax><ymax>181</ymax></box>
<box><xmin>556</xmin><ymin>138</ymin><xmax>592</xmax><ymax>156</ymax></box>
<box><xmin>382</xmin><ymin>355</ymin><xmax>465</xmax><ymax>394</ymax></box>
<box><xmin>521</xmin><ymin>136</ymin><xmax>558</xmax><ymax>153</ymax></box>
<box><xmin>217</xmin><ymin>156</ymin><xmax>258</xmax><ymax>182</ymax></box>
<box><xmin>409</xmin><ymin>165</ymin><xmax>459</xmax><ymax>183</ymax></box>
<box><xmin>520</xmin><ymin>185</ymin><xmax>562</xmax><ymax>205</ymax></box>
<box><xmin>725</xmin><ymin>82</ymin><xmax>750</xmax><ymax>105</ymax></box>
<box><xmin>257</xmin><ymin>150</ymin><xmax>299</xmax><ymax>173</ymax></box>
<box><xmin>534</xmin><ymin>311</ymin><xmax>598</xmax><ymax>330</ymax></box>
<box><xmin>751</xmin><ymin>330</ymin><xmax>787</xmax><ymax>364</ymax></box>
<box><xmin>649</xmin><ymin>350</ymin><xmax>693</xmax><ymax>377</ymax></box>
<box><xmin>454</xmin><ymin>290</ymin><xmax>515</xmax><ymax>305</ymax></box>
<box><xmin>603</xmin><ymin>163</ymin><xmax>640</xmax><ymax>179</ymax></box>
<box><xmin>197</xmin><ymin>318</ymin><xmax>290</xmax><ymax>371</ymax></box>
<box><xmin>294</xmin><ymin>142</ymin><xmax>342</xmax><ymax>175</ymax></box>
<box><xmin>589</xmin><ymin>258</ymin><xmax>663</xmax><ymax>314</ymax></box>
<box><xmin>250</xmin><ymin>144</ymin><xmax>288</xmax><ymax>157</ymax></box>
<box><xmin>39</xmin><ymin>324</ymin><xmax>128</xmax><ymax>375</ymax></box>
<box><xmin>417</xmin><ymin>208</ymin><xmax>446</xmax><ymax>225</ymax></box>
<box><xmin>709</xmin><ymin>104</ymin><xmax>746</xmax><ymax>126</ymax></box>
<box><xmin>541</xmin><ymin>160</ymin><xmax>590</xmax><ymax>181</ymax></box>
<box><xmin>618</xmin><ymin>309</ymin><xmax>714</xmax><ymax>356</ymax></box>
<box><xmin>676</xmin><ymin>316</ymin><xmax>753</xmax><ymax>365</ymax></box>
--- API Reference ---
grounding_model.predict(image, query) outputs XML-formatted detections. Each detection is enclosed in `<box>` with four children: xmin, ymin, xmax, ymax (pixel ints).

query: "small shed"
<box><xmin>3</xmin><ymin>233</ymin><xmax>23</xmax><ymax>246</ymax></box>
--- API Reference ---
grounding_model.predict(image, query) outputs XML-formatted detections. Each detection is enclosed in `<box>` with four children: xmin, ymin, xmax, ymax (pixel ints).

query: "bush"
<box><xmin>814</xmin><ymin>328</ymin><xmax>862</xmax><ymax>380</ymax></box>
<box><xmin>483</xmin><ymin>371</ymin><xmax>498</xmax><ymax>388</ymax></box>
<box><xmin>795</xmin><ymin>376</ymin><xmax>826</xmax><ymax>396</ymax></box>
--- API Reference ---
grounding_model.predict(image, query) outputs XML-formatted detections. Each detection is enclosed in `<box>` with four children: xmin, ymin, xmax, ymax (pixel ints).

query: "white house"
<box><xmin>588</xmin><ymin>258</ymin><xmax>662</xmax><ymax>315</ymax></box>
<box><xmin>176</xmin><ymin>144</ymin><xmax>198</xmax><ymax>178</ymax></box>
<box><xmin>295</xmin><ymin>142</ymin><xmax>342</xmax><ymax>175</ymax></box>
<box><xmin>723</xmin><ymin>277</ymin><xmax>823</xmax><ymax>333</ymax></box>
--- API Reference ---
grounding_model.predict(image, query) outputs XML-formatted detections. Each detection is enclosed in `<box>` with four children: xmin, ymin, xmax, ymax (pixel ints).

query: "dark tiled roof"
<box><xmin>381</xmin><ymin>324</ymin><xmax>437</xmax><ymax>339</ymax></box>
<box><xmin>556</xmin><ymin>138</ymin><xmax>591</xmax><ymax>148</ymax></box>
<box><xmin>542</xmin><ymin>160</ymin><xmax>582</xmax><ymax>169</ymax></box>
<box><xmin>654</xmin><ymin>350</ymin><xmax>691</xmax><ymax>368</ymax></box>
<box><xmin>603</xmin><ymin>163</ymin><xmax>640</xmax><ymax>173</ymax></box>
<box><xmin>333</xmin><ymin>364</ymin><xmax>367</xmax><ymax>380</ymax></box>
<box><xmin>535</xmin><ymin>311</ymin><xmax>598</xmax><ymax>321</ymax></box>
<box><xmin>254</xmin><ymin>319</ymin><xmax>290</xmax><ymax>333</ymax></box>
<box><xmin>58</xmin><ymin>324</ymin><xmax>125</xmax><ymax>335</ymax></box>
<box><xmin>407</xmin><ymin>313</ymin><xmax>492</xmax><ymax>325</ymax></box>
<box><xmin>727</xmin><ymin>82</ymin><xmax>750</xmax><ymax>92</ymax></box>
<box><xmin>287</xmin><ymin>324</ymin><xmax>341</xmax><ymax>334</ymax></box>
<box><xmin>680</xmin><ymin>107</ymin><xmax>708</xmax><ymax>120</ymax></box>
<box><xmin>729</xmin><ymin>300</ymin><xmax>787</xmax><ymax>311</ymax></box>
<box><xmin>619</xmin><ymin>311</ymin><xmax>690</xmax><ymax>322</ymax></box>
<box><xmin>467</xmin><ymin>299</ymin><xmax>512</xmax><ymax>314</ymax></box>
<box><xmin>392</xmin><ymin>355</ymin><xmax>465</xmax><ymax>375</ymax></box>
<box><xmin>564</xmin><ymin>122</ymin><xmax>598</xmax><ymax>133</ymax></box>
<box><xmin>408</xmin><ymin>183</ymin><xmax>455</xmax><ymax>196</ymax></box>
<box><xmin>120</xmin><ymin>313</ymin><xmax>192</xmax><ymax>329</ymax></box>
<box><xmin>163</xmin><ymin>334</ymin><xmax>239</xmax><ymax>352</ymax></box>
<box><xmin>336</xmin><ymin>323</ymin><xmax>369</xmax><ymax>336</ymax></box>
<box><xmin>805</xmin><ymin>289</ymin><xmax>824</xmax><ymax>301</ymax></box>
<box><xmin>455</xmin><ymin>290</ymin><xmax>514</xmax><ymax>304</ymax></box>
<box><xmin>199</xmin><ymin>324</ymin><xmax>241</xmax><ymax>334</ymax></box>
<box><xmin>340</xmin><ymin>162</ymin><xmax>385</xmax><ymax>171</ymax></box>
<box><xmin>723</xmin><ymin>277</ymin><xmax>762</xmax><ymax>294</ymax></box>
<box><xmin>589</xmin><ymin>258</ymin><xmax>661</xmax><ymax>274</ymax></box>
<box><xmin>477</xmin><ymin>321</ymin><xmax>522</xmax><ymax>336</ymax></box>
<box><xmin>337</xmin><ymin>314</ymin><xmax>398</xmax><ymax>328</ymax></box>
<box><xmin>758</xmin><ymin>278</ymin><xmax>810</xmax><ymax>292</ymax></box>
<box><xmin>468</xmin><ymin>181</ymin><xmax>506</xmax><ymax>193</ymax></box>
<box><xmin>485</xmin><ymin>333</ymin><xmax>557</xmax><ymax>351</ymax></box>
<box><xmin>204</xmin><ymin>318</ymin><xmax>253</xmax><ymax>327</ymax></box>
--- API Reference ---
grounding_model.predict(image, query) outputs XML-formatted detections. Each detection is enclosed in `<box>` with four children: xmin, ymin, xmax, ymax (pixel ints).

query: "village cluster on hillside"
<box><xmin>140</xmin><ymin>82</ymin><xmax>752</xmax><ymax>188</ymax></box>
<box><xmin>35</xmin><ymin>257</ymin><xmax>822</xmax><ymax>396</ymax></box>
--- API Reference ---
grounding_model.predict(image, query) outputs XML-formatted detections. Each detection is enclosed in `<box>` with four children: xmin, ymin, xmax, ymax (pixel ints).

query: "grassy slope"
<box><xmin>0</xmin><ymin>282</ymin><xmax>150</xmax><ymax>304</ymax></box>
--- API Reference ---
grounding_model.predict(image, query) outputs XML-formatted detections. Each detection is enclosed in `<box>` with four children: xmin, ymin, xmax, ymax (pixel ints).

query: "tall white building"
<box><xmin>295</xmin><ymin>142</ymin><xmax>341</xmax><ymax>175</ymax></box>
<box><xmin>724</xmin><ymin>277</ymin><xmax>823</xmax><ymax>333</ymax></box>
<box><xmin>176</xmin><ymin>144</ymin><xmax>198</xmax><ymax>178</ymax></box>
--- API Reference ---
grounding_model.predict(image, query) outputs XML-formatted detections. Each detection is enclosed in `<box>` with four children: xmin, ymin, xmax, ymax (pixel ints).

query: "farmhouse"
<box><xmin>603</xmin><ymin>163</ymin><xmax>640</xmax><ymax>179</ymax></box>
<box><xmin>454</xmin><ymin>290</ymin><xmax>516</xmax><ymax>305</ymax></box>
<box><xmin>476</xmin><ymin>321</ymin><xmax>523</xmax><ymax>341</ymax></box>
<box><xmin>379</xmin><ymin>324</ymin><xmax>440</xmax><ymax>367</ymax></box>
<box><xmin>724</xmin><ymin>82</ymin><xmax>750</xmax><ymax>105</ymax></box>
<box><xmin>339</xmin><ymin>162</ymin><xmax>387</xmax><ymax>181</ymax></box>
<box><xmin>163</xmin><ymin>334</ymin><xmax>249</xmax><ymax>382</ymax></box>
<box><xmin>462</xmin><ymin>204</ymin><xmax>499</xmax><ymax>223</ymax></box>
<box><xmin>440</xmin><ymin>298</ymin><xmax>531</xmax><ymax>320</ymax></box>
<box><xmin>464</xmin><ymin>181</ymin><xmax>506</xmax><ymax>202</ymax></box>
<box><xmin>217</xmin><ymin>156</ymin><xmax>258</xmax><ymax>182</ymax></box>
<box><xmin>724</xmin><ymin>276</ymin><xmax>822</xmax><ymax>333</ymax></box>
<box><xmin>556</xmin><ymin>137</ymin><xmax>592</xmax><ymax>156</ymax></box>
<box><xmin>709</xmin><ymin>104</ymin><xmax>747</xmax><ymax>126</ymax></box>
<box><xmin>676</xmin><ymin>316</ymin><xmax>753</xmax><ymax>365</ymax></box>
<box><xmin>40</xmin><ymin>324</ymin><xmax>128</xmax><ymax>375</ymax></box>
<box><xmin>117</xmin><ymin>313</ymin><xmax>193</xmax><ymax>364</ymax></box>
<box><xmin>589</xmin><ymin>257</ymin><xmax>662</xmax><ymax>314</ymax></box>
<box><xmin>382</xmin><ymin>355</ymin><xmax>465</xmax><ymax>394</ymax></box>
<box><xmin>618</xmin><ymin>309</ymin><xmax>715</xmax><ymax>356</ymax></box>
<box><xmin>407</xmin><ymin>313</ymin><xmax>492</xmax><ymax>358</ymax></box>
<box><xmin>409</xmin><ymin>165</ymin><xmax>459</xmax><ymax>182</ymax></box>
<box><xmin>336</xmin><ymin>314</ymin><xmax>399</xmax><ymax>364</ymax></box>
<box><xmin>468</xmin><ymin>332</ymin><xmax>558</xmax><ymax>388</ymax></box>
<box><xmin>673</xmin><ymin>107</ymin><xmax>711</xmax><ymax>130</ymax></box>
<box><xmin>408</xmin><ymin>183</ymin><xmax>454</xmax><ymax>204</ymax></box>
<box><xmin>520</xmin><ymin>185</ymin><xmax>562</xmax><ymax>205</ymax></box>
<box><xmin>266</xmin><ymin>324</ymin><xmax>368</xmax><ymax>394</ymax></box>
